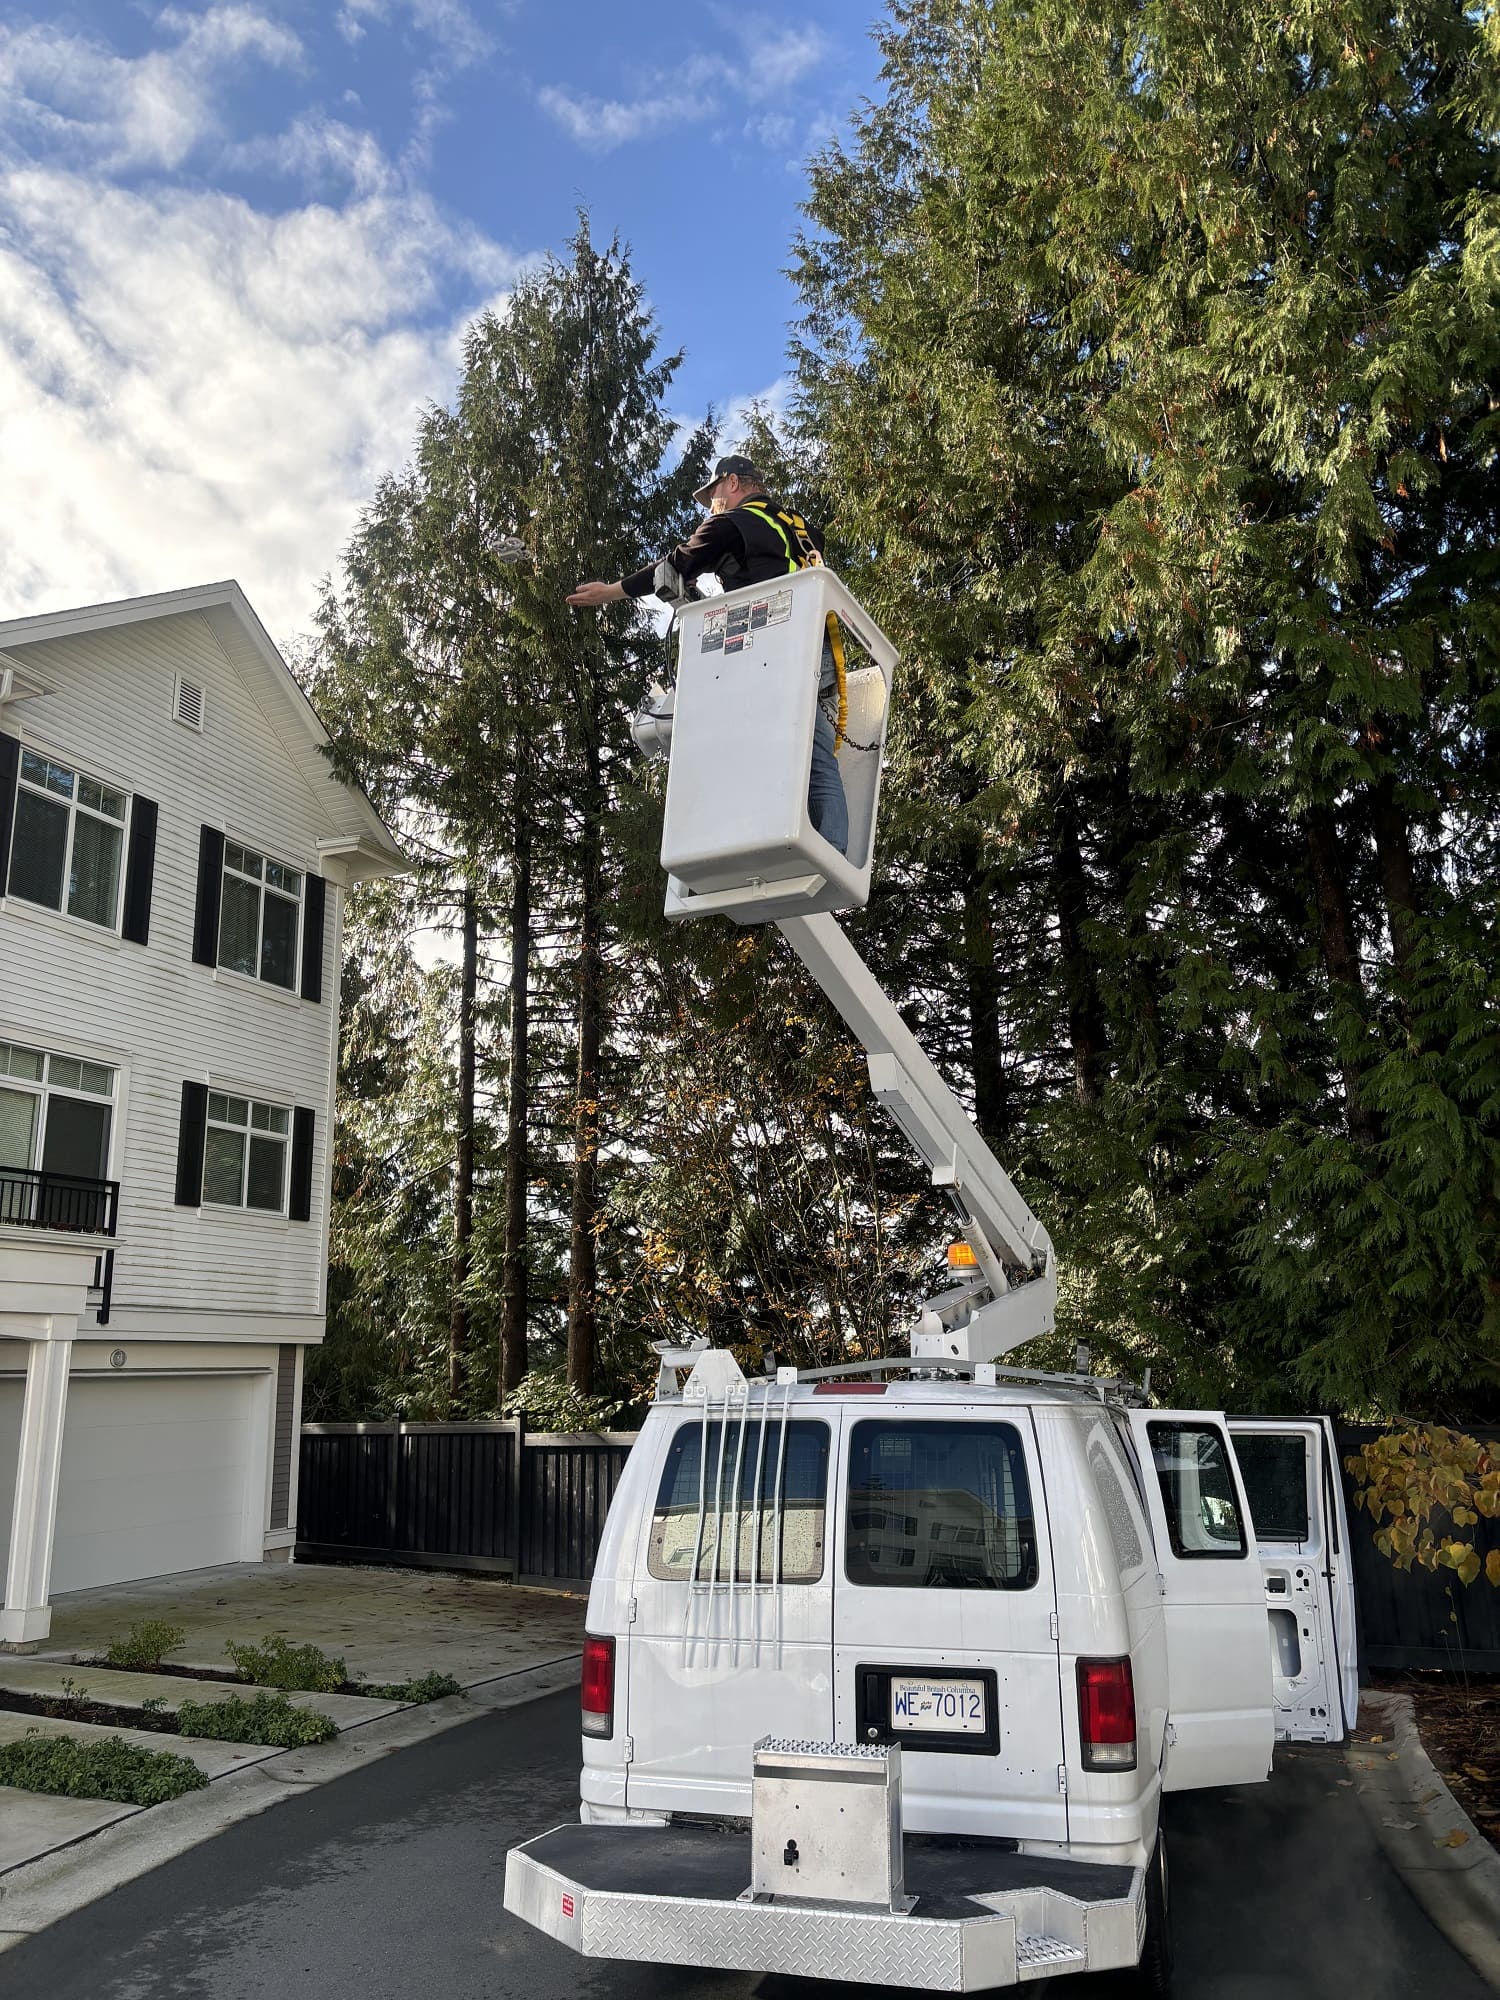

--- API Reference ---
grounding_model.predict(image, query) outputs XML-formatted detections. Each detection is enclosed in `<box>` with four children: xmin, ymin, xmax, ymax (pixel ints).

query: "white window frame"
<box><xmin>0</xmin><ymin>1039</ymin><xmax>117</xmax><ymax>1179</ymax></box>
<box><xmin>6</xmin><ymin>748</ymin><xmax>130</xmax><ymax>933</ymax></box>
<box><xmin>202</xmin><ymin>1090</ymin><xmax>291</xmax><ymax>1216</ymax></box>
<box><xmin>217</xmin><ymin>840</ymin><xmax>305</xmax><ymax>993</ymax></box>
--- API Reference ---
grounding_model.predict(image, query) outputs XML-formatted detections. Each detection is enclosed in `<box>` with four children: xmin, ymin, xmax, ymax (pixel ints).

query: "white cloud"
<box><xmin>0</xmin><ymin>6</ymin><xmax>531</xmax><ymax>642</ymax></box>
<box><xmin>0</xmin><ymin>167</ymin><xmax>524</xmax><ymax>638</ymax></box>
<box><xmin>333</xmin><ymin>0</ymin><xmax>495</xmax><ymax>161</ymax></box>
<box><xmin>538</xmin><ymin>27</ymin><xmax>829</xmax><ymax>155</ymax></box>
<box><xmin>536</xmin><ymin>83</ymin><xmax>707</xmax><ymax>152</ymax></box>
<box><xmin>0</xmin><ymin>9</ymin><xmax>302</xmax><ymax>173</ymax></box>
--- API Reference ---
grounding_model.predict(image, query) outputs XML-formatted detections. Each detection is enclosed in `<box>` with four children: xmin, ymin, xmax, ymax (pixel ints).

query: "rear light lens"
<box><xmin>581</xmin><ymin>1634</ymin><xmax>615</xmax><ymax>1739</ymax></box>
<box><xmin>1077</xmin><ymin>1656</ymin><xmax>1136</xmax><ymax>1771</ymax></box>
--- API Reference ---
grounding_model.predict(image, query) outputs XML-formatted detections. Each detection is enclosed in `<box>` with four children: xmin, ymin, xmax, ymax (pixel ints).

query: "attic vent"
<box><xmin>174</xmin><ymin>675</ymin><xmax>205</xmax><ymax>732</ymax></box>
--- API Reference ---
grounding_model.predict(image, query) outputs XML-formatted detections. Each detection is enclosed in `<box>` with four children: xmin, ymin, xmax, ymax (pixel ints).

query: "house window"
<box><xmin>6</xmin><ymin>750</ymin><xmax>128</xmax><ymax>929</ymax></box>
<box><xmin>203</xmin><ymin>1092</ymin><xmax>289</xmax><ymax>1212</ymax></box>
<box><xmin>0</xmin><ymin>1040</ymin><xmax>115</xmax><ymax>1226</ymax></box>
<box><xmin>218</xmin><ymin>843</ymin><xmax>303</xmax><ymax>990</ymax></box>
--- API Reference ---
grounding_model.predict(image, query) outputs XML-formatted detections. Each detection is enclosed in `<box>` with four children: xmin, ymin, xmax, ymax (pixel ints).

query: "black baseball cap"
<box><xmin>693</xmin><ymin>454</ymin><xmax>763</xmax><ymax>505</ymax></box>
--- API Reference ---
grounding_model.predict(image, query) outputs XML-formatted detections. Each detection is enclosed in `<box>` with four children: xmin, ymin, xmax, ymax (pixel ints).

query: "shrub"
<box><xmin>224</xmin><ymin>1634</ymin><xmax>345</xmax><ymax>1693</ymax></box>
<box><xmin>0</xmin><ymin>1732</ymin><xmax>207</xmax><ymax>1807</ymax></box>
<box><xmin>178</xmin><ymin>1693</ymin><xmax>337</xmax><ymax>1748</ymax></box>
<box><xmin>359</xmin><ymin>1672</ymin><xmax>463</xmax><ymax>1703</ymax></box>
<box><xmin>102</xmin><ymin>1620</ymin><xmax>186</xmax><ymax>1672</ymax></box>
<box><xmin>1349</xmin><ymin>1427</ymin><xmax>1500</xmax><ymax>1587</ymax></box>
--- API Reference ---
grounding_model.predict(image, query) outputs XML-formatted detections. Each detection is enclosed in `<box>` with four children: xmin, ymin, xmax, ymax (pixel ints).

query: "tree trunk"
<box><xmin>499</xmin><ymin>779</ymin><xmax>532</xmax><ymax>1400</ymax></box>
<box><xmin>448</xmin><ymin>881</ymin><xmax>477</xmax><ymax>1402</ymax></box>
<box><xmin>959</xmin><ymin>845</ymin><xmax>1008</xmax><ymax>1142</ymax></box>
<box><xmin>1370</xmin><ymin>773</ymin><xmax>1419</xmax><ymax>973</ymax></box>
<box><xmin>1055</xmin><ymin>805</ymin><xmax>1107</xmax><ymax>1105</ymax></box>
<box><xmin>1303</xmin><ymin>806</ymin><xmax>1377</xmax><ymax>1145</ymax></box>
<box><xmin>567</xmin><ymin>724</ymin><xmax>604</xmax><ymax>1397</ymax></box>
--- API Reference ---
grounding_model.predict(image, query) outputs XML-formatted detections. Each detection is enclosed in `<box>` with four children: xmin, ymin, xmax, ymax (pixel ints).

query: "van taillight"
<box><xmin>1077</xmin><ymin>1657</ymin><xmax>1136</xmax><ymax>1771</ymax></box>
<box><xmin>581</xmin><ymin>1634</ymin><xmax>615</xmax><ymax>1739</ymax></box>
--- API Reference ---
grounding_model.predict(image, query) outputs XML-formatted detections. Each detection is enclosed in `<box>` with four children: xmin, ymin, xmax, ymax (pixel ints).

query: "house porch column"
<box><xmin>1</xmin><ymin>1320</ymin><xmax>75</xmax><ymax>1648</ymax></box>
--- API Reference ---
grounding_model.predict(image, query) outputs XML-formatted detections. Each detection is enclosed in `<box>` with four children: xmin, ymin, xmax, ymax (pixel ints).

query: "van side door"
<box><xmin>1123</xmin><ymin>1410</ymin><xmax>1274</xmax><ymax>1791</ymax></box>
<box><xmin>1228</xmin><ymin>1417</ymin><xmax>1359</xmax><ymax>1742</ymax></box>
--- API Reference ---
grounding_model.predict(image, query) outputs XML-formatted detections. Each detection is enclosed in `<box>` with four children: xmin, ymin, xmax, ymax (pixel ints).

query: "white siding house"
<box><xmin>0</xmin><ymin>582</ymin><xmax>405</xmax><ymax>1645</ymax></box>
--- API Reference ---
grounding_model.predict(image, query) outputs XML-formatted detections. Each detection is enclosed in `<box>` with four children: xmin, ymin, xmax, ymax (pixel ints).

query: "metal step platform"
<box><xmin>504</xmin><ymin>1824</ymin><xmax>1143</xmax><ymax>1990</ymax></box>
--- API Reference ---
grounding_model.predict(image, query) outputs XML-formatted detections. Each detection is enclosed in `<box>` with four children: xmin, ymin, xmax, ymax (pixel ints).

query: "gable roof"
<box><xmin>0</xmin><ymin>580</ymin><xmax>406</xmax><ymax>884</ymax></box>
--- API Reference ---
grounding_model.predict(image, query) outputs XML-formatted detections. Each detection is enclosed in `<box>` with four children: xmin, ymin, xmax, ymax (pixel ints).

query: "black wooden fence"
<box><xmin>296</xmin><ymin>1421</ymin><xmax>636</xmax><ymax>1589</ymax></box>
<box><xmin>298</xmin><ymin>1417</ymin><xmax>1500</xmax><ymax>1667</ymax></box>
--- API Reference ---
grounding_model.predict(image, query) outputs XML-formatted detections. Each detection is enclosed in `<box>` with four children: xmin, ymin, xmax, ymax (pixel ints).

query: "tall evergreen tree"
<box><xmin>795</xmin><ymin>0</ymin><xmax>1500</xmax><ymax>1412</ymax></box>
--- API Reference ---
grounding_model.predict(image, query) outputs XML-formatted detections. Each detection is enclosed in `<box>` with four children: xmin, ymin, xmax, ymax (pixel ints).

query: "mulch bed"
<box><xmin>1374</xmin><ymin>1670</ymin><xmax>1500</xmax><ymax>1856</ymax></box>
<box><xmin>0</xmin><ymin>1687</ymin><xmax>182</xmax><ymax>1734</ymax></box>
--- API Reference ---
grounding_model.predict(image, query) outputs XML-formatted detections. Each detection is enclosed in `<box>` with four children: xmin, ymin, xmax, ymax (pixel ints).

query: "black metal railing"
<box><xmin>0</xmin><ymin>1166</ymin><xmax>120</xmax><ymax>1236</ymax></box>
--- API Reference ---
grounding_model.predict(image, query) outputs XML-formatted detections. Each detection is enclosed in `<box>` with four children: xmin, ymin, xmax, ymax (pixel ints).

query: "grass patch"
<box><xmin>177</xmin><ymin>1692</ymin><xmax>337</xmax><ymax>1748</ymax></box>
<box><xmin>101</xmin><ymin>1620</ymin><xmax>186</xmax><ymax>1672</ymax></box>
<box><xmin>224</xmin><ymin>1634</ymin><xmax>345</xmax><ymax>1694</ymax></box>
<box><xmin>0</xmin><ymin>1732</ymin><xmax>207</xmax><ymax>1806</ymax></box>
<box><xmin>357</xmin><ymin>1672</ymin><xmax>463</xmax><ymax>1703</ymax></box>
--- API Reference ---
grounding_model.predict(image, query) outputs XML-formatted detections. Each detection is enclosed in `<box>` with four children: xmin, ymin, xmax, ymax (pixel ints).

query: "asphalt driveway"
<box><xmin>1</xmin><ymin>1691</ymin><xmax>1489</xmax><ymax>2000</ymax></box>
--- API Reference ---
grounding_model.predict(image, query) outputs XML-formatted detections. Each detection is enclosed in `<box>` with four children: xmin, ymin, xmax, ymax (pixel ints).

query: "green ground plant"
<box><xmin>357</xmin><ymin>1671</ymin><xmax>463</xmax><ymax>1703</ymax></box>
<box><xmin>177</xmin><ymin>1693</ymin><xmax>338</xmax><ymax>1748</ymax></box>
<box><xmin>101</xmin><ymin>1620</ymin><xmax>186</xmax><ymax>1671</ymax></box>
<box><xmin>224</xmin><ymin>1634</ymin><xmax>345</xmax><ymax>1693</ymax></box>
<box><xmin>0</xmin><ymin>1733</ymin><xmax>207</xmax><ymax>1806</ymax></box>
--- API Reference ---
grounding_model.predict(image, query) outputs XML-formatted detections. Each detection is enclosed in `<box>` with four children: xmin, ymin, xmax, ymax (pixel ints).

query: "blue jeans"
<box><xmin>809</xmin><ymin>705</ymin><xmax>849</xmax><ymax>856</ymax></box>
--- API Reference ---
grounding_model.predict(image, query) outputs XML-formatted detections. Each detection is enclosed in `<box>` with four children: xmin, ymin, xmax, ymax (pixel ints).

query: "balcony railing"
<box><xmin>0</xmin><ymin>1168</ymin><xmax>120</xmax><ymax>1325</ymax></box>
<box><xmin>0</xmin><ymin>1166</ymin><xmax>119</xmax><ymax>1236</ymax></box>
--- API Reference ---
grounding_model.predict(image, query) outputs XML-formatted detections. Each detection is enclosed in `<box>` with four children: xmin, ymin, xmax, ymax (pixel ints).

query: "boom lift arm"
<box><xmin>776</xmin><ymin>912</ymin><xmax>1055</xmax><ymax>1368</ymax></box>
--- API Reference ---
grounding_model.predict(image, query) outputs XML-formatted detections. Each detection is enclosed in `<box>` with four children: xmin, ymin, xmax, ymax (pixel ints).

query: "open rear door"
<box><xmin>1124</xmin><ymin>1411</ymin><xmax>1274</xmax><ymax>1792</ymax></box>
<box><xmin>1228</xmin><ymin>1417</ymin><xmax>1359</xmax><ymax>1741</ymax></box>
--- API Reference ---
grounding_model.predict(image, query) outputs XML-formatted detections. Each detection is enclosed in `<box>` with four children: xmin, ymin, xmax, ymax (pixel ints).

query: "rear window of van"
<box><xmin>845</xmin><ymin>1421</ymin><xmax>1038</xmax><ymax>1590</ymax></box>
<box><xmin>649</xmin><ymin>1419</ymin><xmax>830</xmax><ymax>1584</ymax></box>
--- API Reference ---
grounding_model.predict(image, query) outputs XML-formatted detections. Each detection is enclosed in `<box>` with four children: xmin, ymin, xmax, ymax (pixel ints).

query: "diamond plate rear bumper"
<box><xmin>504</xmin><ymin>1826</ymin><xmax>1145</xmax><ymax>1990</ymax></box>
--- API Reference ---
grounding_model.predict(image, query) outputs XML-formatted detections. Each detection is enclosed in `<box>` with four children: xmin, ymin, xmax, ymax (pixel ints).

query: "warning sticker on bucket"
<box><xmin>700</xmin><ymin>610</ymin><xmax>726</xmax><ymax>653</ymax></box>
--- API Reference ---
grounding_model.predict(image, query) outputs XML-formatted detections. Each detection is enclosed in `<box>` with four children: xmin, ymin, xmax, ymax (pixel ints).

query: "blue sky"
<box><xmin>0</xmin><ymin>1</ymin><xmax>885</xmax><ymax>638</ymax></box>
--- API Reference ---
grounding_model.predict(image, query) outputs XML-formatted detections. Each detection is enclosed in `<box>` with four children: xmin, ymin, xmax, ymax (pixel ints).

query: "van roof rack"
<box><xmin>651</xmin><ymin>1346</ymin><xmax>1150</xmax><ymax>1409</ymax></box>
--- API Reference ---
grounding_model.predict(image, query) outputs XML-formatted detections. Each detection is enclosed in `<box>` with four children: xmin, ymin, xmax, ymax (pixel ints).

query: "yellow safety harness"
<box><xmin>740</xmin><ymin>501</ymin><xmax>850</xmax><ymax>748</ymax></box>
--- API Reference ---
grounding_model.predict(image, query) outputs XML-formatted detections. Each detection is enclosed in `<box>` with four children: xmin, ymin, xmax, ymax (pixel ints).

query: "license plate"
<box><xmin>889</xmin><ymin>1676</ymin><xmax>988</xmax><ymax>1734</ymax></box>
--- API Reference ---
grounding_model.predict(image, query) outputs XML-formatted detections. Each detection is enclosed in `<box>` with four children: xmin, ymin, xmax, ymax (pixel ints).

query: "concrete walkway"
<box><xmin>37</xmin><ymin>1560</ymin><xmax>586</xmax><ymax>1684</ymax></box>
<box><xmin>0</xmin><ymin>1561</ymin><xmax>586</xmax><ymax>1894</ymax></box>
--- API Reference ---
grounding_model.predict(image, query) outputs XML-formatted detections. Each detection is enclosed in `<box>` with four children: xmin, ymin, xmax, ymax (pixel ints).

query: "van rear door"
<box><xmin>1123</xmin><ymin>1410</ymin><xmax>1274</xmax><ymax>1792</ymax></box>
<box><xmin>623</xmin><ymin>1398</ymin><xmax>835</xmax><ymax>1817</ymax></box>
<box><xmin>829</xmin><ymin>1406</ymin><xmax>1068</xmax><ymax>1845</ymax></box>
<box><xmin>1227</xmin><ymin>1417</ymin><xmax>1358</xmax><ymax>1742</ymax></box>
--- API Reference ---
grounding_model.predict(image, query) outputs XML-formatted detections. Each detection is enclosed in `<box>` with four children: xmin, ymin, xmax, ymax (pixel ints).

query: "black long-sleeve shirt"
<box><xmin>622</xmin><ymin>500</ymin><xmax>825</xmax><ymax>599</ymax></box>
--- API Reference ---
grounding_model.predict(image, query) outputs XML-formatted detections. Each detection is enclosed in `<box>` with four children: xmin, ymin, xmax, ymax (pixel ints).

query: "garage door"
<box><xmin>49</xmin><ymin>1375</ymin><xmax>260</xmax><ymax>1593</ymax></box>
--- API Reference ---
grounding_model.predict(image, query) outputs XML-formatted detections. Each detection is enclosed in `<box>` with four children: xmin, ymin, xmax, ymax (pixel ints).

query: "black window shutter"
<box><xmin>0</xmin><ymin>731</ymin><xmax>18</xmax><ymax>894</ymax></box>
<box><xmin>121</xmin><ymin>796</ymin><xmax>158</xmax><ymax>946</ymax></box>
<box><xmin>300</xmin><ymin>874</ymin><xmax>326</xmax><ymax>1003</ymax></box>
<box><xmin>193</xmin><ymin>826</ymin><xmax>224</xmax><ymax>965</ymax></box>
<box><xmin>289</xmin><ymin>1107</ymin><xmax>315</xmax><ymax>1222</ymax></box>
<box><xmin>175</xmin><ymin>1082</ymin><xmax>209</xmax><ymax>1206</ymax></box>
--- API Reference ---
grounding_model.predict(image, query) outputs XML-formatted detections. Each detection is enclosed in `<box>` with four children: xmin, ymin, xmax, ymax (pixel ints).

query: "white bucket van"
<box><xmin>505</xmin><ymin>1364</ymin><xmax>1357</xmax><ymax>1993</ymax></box>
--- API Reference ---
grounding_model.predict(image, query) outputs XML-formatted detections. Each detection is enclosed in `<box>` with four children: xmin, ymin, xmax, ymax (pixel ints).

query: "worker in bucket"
<box><xmin>565</xmin><ymin>455</ymin><xmax>849</xmax><ymax>855</ymax></box>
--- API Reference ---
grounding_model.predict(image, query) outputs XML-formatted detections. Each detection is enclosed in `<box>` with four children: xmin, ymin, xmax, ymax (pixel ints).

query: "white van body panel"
<box><xmin>1228</xmin><ymin>1416</ymin><xmax>1359</xmax><ymax>1742</ymax></box>
<box><xmin>1038</xmin><ymin>1405</ymin><xmax>1168</xmax><ymax>1853</ymax></box>
<box><xmin>1123</xmin><ymin>1408</ymin><xmax>1275</xmax><ymax>1792</ymax></box>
